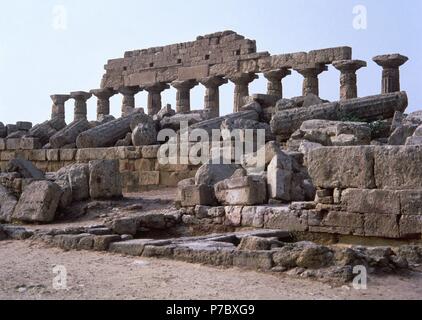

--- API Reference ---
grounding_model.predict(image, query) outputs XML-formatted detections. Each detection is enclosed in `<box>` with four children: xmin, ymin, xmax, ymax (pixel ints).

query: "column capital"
<box><xmin>373</xmin><ymin>54</ymin><xmax>409</xmax><ymax>69</ymax></box>
<box><xmin>144</xmin><ymin>82</ymin><xmax>170</xmax><ymax>93</ymax></box>
<box><xmin>333</xmin><ymin>60</ymin><xmax>367</xmax><ymax>73</ymax></box>
<box><xmin>294</xmin><ymin>63</ymin><xmax>328</xmax><ymax>77</ymax></box>
<box><xmin>118</xmin><ymin>86</ymin><xmax>142</xmax><ymax>96</ymax></box>
<box><xmin>90</xmin><ymin>88</ymin><xmax>117</xmax><ymax>99</ymax></box>
<box><xmin>263</xmin><ymin>68</ymin><xmax>291</xmax><ymax>80</ymax></box>
<box><xmin>228</xmin><ymin>72</ymin><xmax>258</xmax><ymax>85</ymax></box>
<box><xmin>50</xmin><ymin>94</ymin><xmax>71</xmax><ymax>104</ymax></box>
<box><xmin>171</xmin><ymin>79</ymin><xmax>198</xmax><ymax>90</ymax></box>
<box><xmin>70</xmin><ymin>91</ymin><xmax>92</xmax><ymax>101</ymax></box>
<box><xmin>199</xmin><ymin>76</ymin><xmax>228</xmax><ymax>88</ymax></box>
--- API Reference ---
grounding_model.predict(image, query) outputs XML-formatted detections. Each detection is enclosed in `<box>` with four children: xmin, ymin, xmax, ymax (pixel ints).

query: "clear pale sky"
<box><xmin>0</xmin><ymin>0</ymin><xmax>420</xmax><ymax>125</ymax></box>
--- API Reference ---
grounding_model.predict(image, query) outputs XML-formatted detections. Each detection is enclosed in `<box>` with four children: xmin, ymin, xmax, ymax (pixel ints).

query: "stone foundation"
<box><xmin>0</xmin><ymin>146</ymin><xmax>199</xmax><ymax>193</ymax></box>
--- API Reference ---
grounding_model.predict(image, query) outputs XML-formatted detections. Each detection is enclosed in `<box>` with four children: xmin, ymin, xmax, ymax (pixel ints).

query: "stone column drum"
<box><xmin>70</xmin><ymin>91</ymin><xmax>92</xmax><ymax>121</ymax></box>
<box><xmin>90</xmin><ymin>88</ymin><xmax>117</xmax><ymax>120</ymax></box>
<box><xmin>50</xmin><ymin>94</ymin><xmax>70</xmax><ymax>120</ymax></box>
<box><xmin>228</xmin><ymin>72</ymin><xmax>258</xmax><ymax>113</ymax></box>
<box><xmin>294</xmin><ymin>64</ymin><xmax>328</xmax><ymax>97</ymax></box>
<box><xmin>263</xmin><ymin>68</ymin><xmax>291</xmax><ymax>98</ymax></box>
<box><xmin>171</xmin><ymin>80</ymin><xmax>198</xmax><ymax>113</ymax></box>
<box><xmin>144</xmin><ymin>82</ymin><xmax>170</xmax><ymax>116</ymax></box>
<box><xmin>333</xmin><ymin>60</ymin><xmax>367</xmax><ymax>100</ymax></box>
<box><xmin>199</xmin><ymin>76</ymin><xmax>228</xmax><ymax>118</ymax></box>
<box><xmin>119</xmin><ymin>86</ymin><xmax>142</xmax><ymax>117</ymax></box>
<box><xmin>373</xmin><ymin>54</ymin><xmax>409</xmax><ymax>94</ymax></box>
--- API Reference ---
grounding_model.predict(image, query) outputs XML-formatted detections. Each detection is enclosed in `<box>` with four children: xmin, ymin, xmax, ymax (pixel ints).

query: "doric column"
<box><xmin>263</xmin><ymin>68</ymin><xmax>291</xmax><ymax>98</ymax></box>
<box><xmin>144</xmin><ymin>82</ymin><xmax>170</xmax><ymax>116</ymax></box>
<box><xmin>199</xmin><ymin>76</ymin><xmax>228</xmax><ymax>118</ymax></box>
<box><xmin>294</xmin><ymin>64</ymin><xmax>328</xmax><ymax>96</ymax></box>
<box><xmin>171</xmin><ymin>80</ymin><xmax>198</xmax><ymax>113</ymax></box>
<box><xmin>228</xmin><ymin>72</ymin><xmax>259</xmax><ymax>113</ymax></box>
<box><xmin>70</xmin><ymin>91</ymin><xmax>92</xmax><ymax>121</ymax></box>
<box><xmin>90</xmin><ymin>88</ymin><xmax>117</xmax><ymax>120</ymax></box>
<box><xmin>50</xmin><ymin>94</ymin><xmax>70</xmax><ymax>120</ymax></box>
<box><xmin>373</xmin><ymin>54</ymin><xmax>409</xmax><ymax>94</ymax></box>
<box><xmin>118</xmin><ymin>86</ymin><xmax>142</xmax><ymax>117</ymax></box>
<box><xmin>333</xmin><ymin>60</ymin><xmax>367</xmax><ymax>100</ymax></box>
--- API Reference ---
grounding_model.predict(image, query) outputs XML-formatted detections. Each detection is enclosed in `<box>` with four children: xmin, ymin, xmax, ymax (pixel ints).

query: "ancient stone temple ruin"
<box><xmin>1</xmin><ymin>31</ymin><xmax>421</xmax><ymax>284</ymax></box>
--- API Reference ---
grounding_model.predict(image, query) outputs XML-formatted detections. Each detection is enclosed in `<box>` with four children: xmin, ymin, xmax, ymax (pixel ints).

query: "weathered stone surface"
<box><xmin>12</xmin><ymin>181</ymin><xmax>62</xmax><ymax>223</ymax></box>
<box><xmin>264</xmin><ymin>206</ymin><xmax>308</xmax><ymax>231</ymax></box>
<box><xmin>6</xmin><ymin>158</ymin><xmax>44</xmax><ymax>179</ymax></box>
<box><xmin>221</xmin><ymin>118</ymin><xmax>274</xmax><ymax>143</ymax></box>
<box><xmin>27</xmin><ymin>118</ymin><xmax>66</xmax><ymax>146</ymax></box>
<box><xmin>341</xmin><ymin>189</ymin><xmax>400</xmax><ymax>215</ymax></box>
<box><xmin>50</xmin><ymin>119</ymin><xmax>91</xmax><ymax>149</ymax></box>
<box><xmin>307</xmin><ymin>146</ymin><xmax>375</xmax><ymax>189</ymax></box>
<box><xmin>56</xmin><ymin>163</ymin><xmax>90</xmax><ymax>201</ymax></box>
<box><xmin>364</xmin><ymin>214</ymin><xmax>400</xmax><ymax>238</ymax></box>
<box><xmin>76</xmin><ymin>109</ymin><xmax>144</xmax><ymax>148</ymax></box>
<box><xmin>215</xmin><ymin>175</ymin><xmax>267</xmax><ymax>206</ymax></box>
<box><xmin>267</xmin><ymin>152</ymin><xmax>293</xmax><ymax>201</ymax></box>
<box><xmin>400</xmin><ymin>215</ymin><xmax>422</xmax><ymax>238</ymax></box>
<box><xmin>20</xmin><ymin>137</ymin><xmax>42</xmax><ymax>150</ymax></box>
<box><xmin>89</xmin><ymin>160</ymin><xmax>122</xmax><ymax>199</ymax></box>
<box><xmin>0</xmin><ymin>185</ymin><xmax>18</xmax><ymax>222</ymax></box>
<box><xmin>160</xmin><ymin>111</ymin><xmax>208</xmax><ymax>131</ymax></box>
<box><xmin>180</xmin><ymin>184</ymin><xmax>216</xmax><ymax>207</ymax></box>
<box><xmin>0</xmin><ymin>122</ymin><xmax>6</xmax><ymax>138</ymax></box>
<box><xmin>374</xmin><ymin>146</ymin><xmax>422</xmax><ymax>189</ymax></box>
<box><xmin>154</xmin><ymin>104</ymin><xmax>176</xmax><ymax>121</ymax></box>
<box><xmin>271</xmin><ymin>92</ymin><xmax>408</xmax><ymax>140</ymax></box>
<box><xmin>195</xmin><ymin>162</ymin><xmax>241</xmax><ymax>186</ymax></box>
<box><xmin>232</xmin><ymin>251</ymin><xmax>273</xmax><ymax>270</ymax></box>
<box><xmin>132</xmin><ymin>121</ymin><xmax>157</xmax><ymax>146</ymax></box>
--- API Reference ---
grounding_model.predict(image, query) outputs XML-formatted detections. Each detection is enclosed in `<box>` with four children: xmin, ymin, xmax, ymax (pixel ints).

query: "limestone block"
<box><xmin>16</xmin><ymin>122</ymin><xmax>32</xmax><ymax>131</ymax></box>
<box><xmin>180</xmin><ymin>184</ymin><xmax>216</xmax><ymax>207</ymax></box>
<box><xmin>76</xmin><ymin>148</ymin><xmax>117</xmax><ymax>162</ymax></box>
<box><xmin>46</xmin><ymin>149</ymin><xmax>60</xmax><ymax>161</ymax></box>
<box><xmin>267</xmin><ymin>152</ymin><xmax>293</xmax><ymax>201</ymax></box>
<box><xmin>30</xmin><ymin>150</ymin><xmax>46</xmax><ymax>161</ymax></box>
<box><xmin>240</xmin><ymin>206</ymin><xmax>266</xmax><ymax>228</ymax></box>
<box><xmin>60</xmin><ymin>149</ymin><xmax>76</xmax><ymax>161</ymax></box>
<box><xmin>0</xmin><ymin>139</ymin><xmax>5</xmax><ymax>150</ymax></box>
<box><xmin>20</xmin><ymin>137</ymin><xmax>42</xmax><ymax>150</ymax></box>
<box><xmin>224</xmin><ymin>206</ymin><xmax>243</xmax><ymax>227</ymax></box>
<box><xmin>215</xmin><ymin>176</ymin><xmax>268</xmax><ymax>206</ymax></box>
<box><xmin>399</xmin><ymin>190</ymin><xmax>422</xmax><ymax>216</ymax></box>
<box><xmin>400</xmin><ymin>215</ymin><xmax>422</xmax><ymax>238</ymax></box>
<box><xmin>116</xmin><ymin>146</ymin><xmax>142</xmax><ymax>160</ymax></box>
<box><xmin>341</xmin><ymin>189</ymin><xmax>400</xmax><ymax>215</ymax></box>
<box><xmin>195</xmin><ymin>162</ymin><xmax>241</xmax><ymax>186</ymax></box>
<box><xmin>139</xmin><ymin>171</ymin><xmax>160</xmax><ymax>186</ymax></box>
<box><xmin>160</xmin><ymin>170</ymin><xmax>196</xmax><ymax>187</ymax></box>
<box><xmin>374</xmin><ymin>146</ymin><xmax>422</xmax><ymax>189</ymax></box>
<box><xmin>232</xmin><ymin>251</ymin><xmax>274</xmax><ymax>271</ymax></box>
<box><xmin>12</xmin><ymin>181</ymin><xmax>62</xmax><ymax>223</ymax></box>
<box><xmin>264</xmin><ymin>206</ymin><xmax>308</xmax><ymax>232</ymax></box>
<box><xmin>6</xmin><ymin>158</ymin><xmax>45</xmax><ymax>179</ymax></box>
<box><xmin>6</xmin><ymin>138</ymin><xmax>21</xmax><ymax>150</ymax></box>
<box><xmin>364</xmin><ymin>214</ymin><xmax>400</xmax><ymax>238</ymax></box>
<box><xmin>89</xmin><ymin>160</ymin><xmax>122</xmax><ymax>199</ymax></box>
<box><xmin>0</xmin><ymin>151</ymin><xmax>16</xmax><ymax>161</ymax></box>
<box><xmin>141</xmin><ymin>145</ymin><xmax>160</xmax><ymax>159</ymax></box>
<box><xmin>0</xmin><ymin>185</ymin><xmax>18</xmax><ymax>222</ymax></box>
<box><xmin>307</xmin><ymin>146</ymin><xmax>376</xmax><ymax>189</ymax></box>
<box><xmin>56</xmin><ymin>163</ymin><xmax>90</xmax><ymax>201</ymax></box>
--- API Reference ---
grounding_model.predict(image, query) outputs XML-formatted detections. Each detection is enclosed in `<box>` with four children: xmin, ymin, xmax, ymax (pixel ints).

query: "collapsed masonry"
<box><xmin>1</xmin><ymin>32</ymin><xmax>422</xmax><ymax>282</ymax></box>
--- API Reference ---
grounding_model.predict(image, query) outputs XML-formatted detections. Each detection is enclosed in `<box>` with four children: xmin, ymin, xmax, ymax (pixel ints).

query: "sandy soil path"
<box><xmin>1</xmin><ymin>241</ymin><xmax>422</xmax><ymax>300</ymax></box>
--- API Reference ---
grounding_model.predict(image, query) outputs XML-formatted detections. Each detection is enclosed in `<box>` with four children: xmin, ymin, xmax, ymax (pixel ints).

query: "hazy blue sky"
<box><xmin>0</xmin><ymin>0</ymin><xmax>420</xmax><ymax>124</ymax></box>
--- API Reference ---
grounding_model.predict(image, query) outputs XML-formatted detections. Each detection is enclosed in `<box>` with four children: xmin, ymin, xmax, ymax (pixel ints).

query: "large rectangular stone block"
<box><xmin>400</xmin><ymin>215</ymin><xmax>422</xmax><ymax>238</ymax></box>
<box><xmin>307</xmin><ymin>146</ymin><xmax>375</xmax><ymax>189</ymax></box>
<box><xmin>341</xmin><ymin>189</ymin><xmax>400</xmax><ymax>215</ymax></box>
<box><xmin>180</xmin><ymin>184</ymin><xmax>216</xmax><ymax>207</ymax></box>
<box><xmin>76</xmin><ymin>148</ymin><xmax>117</xmax><ymax>162</ymax></box>
<box><xmin>374</xmin><ymin>146</ymin><xmax>422</xmax><ymax>189</ymax></box>
<box><xmin>214</xmin><ymin>176</ymin><xmax>268</xmax><ymax>206</ymax></box>
<box><xmin>6</xmin><ymin>138</ymin><xmax>21</xmax><ymax>150</ymax></box>
<box><xmin>263</xmin><ymin>206</ymin><xmax>308</xmax><ymax>232</ymax></box>
<box><xmin>60</xmin><ymin>149</ymin><xmax>76</xmax><ymax>161</ymax></box>
<box><xmin>139</xmin><ymin>171</ymin><xmax>160</xmax><ymax>186</ymax></box>
<box><xmin>399</xmin><ymin>190</ymin><xmax>422</xmax><ymax>215</ymax></box>
<box><xmin>30</xmin><ymin>150</ymin><xmax>46</xmax><ymax>161</ymax></box>
<box><xmin>364</xmin><ymin>214</ymin><xmax>400</xmax><ymax>238</ymax></box>
<box><xmin>20</xmin><ymin>137</ymin><xmax>42</xmax><ymax>150</ymax></box>
<box><xmin>0</xmin><ymin>139</ymin><xmax>6</xmax><ymax>150</ymax></box>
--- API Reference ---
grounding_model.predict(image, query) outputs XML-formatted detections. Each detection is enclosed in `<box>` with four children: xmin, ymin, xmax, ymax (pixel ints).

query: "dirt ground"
<box><xmin>1</xmin><ymin>240</ymin><xmax>422</xmax><ymax>300</ymax></box>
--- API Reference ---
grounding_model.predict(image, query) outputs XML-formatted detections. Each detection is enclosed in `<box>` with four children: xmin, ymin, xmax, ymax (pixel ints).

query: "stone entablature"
<box><xmin>101</xmin><ymin>31</ymin><xmax>351</xmax><ymax>90</ymax></box>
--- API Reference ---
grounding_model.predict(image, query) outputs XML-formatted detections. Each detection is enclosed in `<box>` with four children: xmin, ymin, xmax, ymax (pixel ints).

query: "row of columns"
<box><xmin>51</xmin><ymin>54</ymin><xmax>408</xmax><ymax>121</ymax></box>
